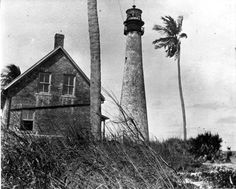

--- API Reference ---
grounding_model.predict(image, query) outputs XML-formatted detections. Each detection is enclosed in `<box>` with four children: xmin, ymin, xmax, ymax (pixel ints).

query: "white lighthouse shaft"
<box><xmin>121</xmin><ymin>6</ymin><xmax>149</xmax><ymax>140</ymax></box>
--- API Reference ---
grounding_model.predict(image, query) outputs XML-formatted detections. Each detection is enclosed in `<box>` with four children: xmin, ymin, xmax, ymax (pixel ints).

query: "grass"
<box><xmin>1</xmin><ymin>126</ymin><xmax>200</xmax><ymax>189</ymax></box>
<box><xmin>1</xmin><ymin>91</ymin><xmax>199</xmax><ymax>188</ymax></box>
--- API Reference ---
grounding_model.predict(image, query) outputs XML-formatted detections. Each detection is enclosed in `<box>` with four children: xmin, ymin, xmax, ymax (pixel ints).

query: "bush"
<box><xmin>150</xmin><ymin>138</ymin><xmax>200</xmax><ymax>171</ymax></box>
<box><xmin>188</xmin><ymin>132</ymin><xmax>222</xmax><ymax>160</ymax></box>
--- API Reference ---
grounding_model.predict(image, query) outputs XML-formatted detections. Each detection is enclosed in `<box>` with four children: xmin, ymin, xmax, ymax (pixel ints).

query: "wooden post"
<box><xmin>2</xmin><ymin>97</ymin><xmax>11</xmax><ymax>129</ymax></box>
<box><xmin>102</xmin><ymin>120</ymin><xmax>105</xmax><ymax>140</ymax></box>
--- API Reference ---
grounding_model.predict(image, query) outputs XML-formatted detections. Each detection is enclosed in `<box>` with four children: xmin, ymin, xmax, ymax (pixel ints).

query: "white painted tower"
<box><xmin>120</xmin><ymin>5</ymin><xmax>149</xmax><ymax>140</ymax></box>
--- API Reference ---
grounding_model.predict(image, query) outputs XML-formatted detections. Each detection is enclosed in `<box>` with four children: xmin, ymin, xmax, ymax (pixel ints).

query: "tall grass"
<box><xmin>1</xmin><ymin>91</ymin><xmax>197</xmax><ymax>188</ymax></box>
<box><xmin>2</xmin><ymin>129</ymin><xmax>197</xmax><ymax>188</ymax></box>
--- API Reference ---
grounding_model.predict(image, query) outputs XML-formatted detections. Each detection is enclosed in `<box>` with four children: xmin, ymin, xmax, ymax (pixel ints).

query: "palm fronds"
<box><xmin>152</xmin><ymin>16</ymin><xmax>186</xmax><ymax>59</ymax></box>
<box><xmin>1</xmin><ymin>64</ymin><xmax>21</xmax><ymax>87</ymax></box>
<box><xmin>161</xmin><ymin>16</ymin><xmax>179</xmax><ymax>36</ymax></box>
<box><xmin>177</xmin><ymin>16</ymin><xmax>183</xmax><ymax>33</ymax></box>
<box><xmin>153</xmin><ymin>25</ymin><xmax>173</xmax><ymax>36</ymax></box>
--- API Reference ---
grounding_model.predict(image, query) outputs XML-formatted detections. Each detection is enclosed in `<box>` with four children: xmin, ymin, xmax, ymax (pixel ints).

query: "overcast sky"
<box><xmin>1</xmin><ymin>0</ymin><xmax>236</xmax><ymax>150</ymax></box>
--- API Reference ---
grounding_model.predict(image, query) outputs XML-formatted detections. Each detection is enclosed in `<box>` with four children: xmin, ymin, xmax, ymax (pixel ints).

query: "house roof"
<box><xmin>4</xmin><ymin>46</ymin><xmax>105</xmax><ymax>101</ymax></box>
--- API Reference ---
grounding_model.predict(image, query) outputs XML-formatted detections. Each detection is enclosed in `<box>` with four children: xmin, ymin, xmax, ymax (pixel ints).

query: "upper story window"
<box><xmin>63</xmin><ymin>75</ymin><xmax>75</xmax><ymax>95</ymax></box>
<box><xmin>38</xmin><ymin>72</ymin><xmax>51</xmax><ymax>93</ymax></box>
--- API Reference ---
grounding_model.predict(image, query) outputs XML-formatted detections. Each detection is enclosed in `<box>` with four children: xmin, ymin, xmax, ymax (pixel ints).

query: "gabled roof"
<box><xmin>4</xmin><ymin>46</ymin><xmax>105</xmax><ymax>101</ymax></box>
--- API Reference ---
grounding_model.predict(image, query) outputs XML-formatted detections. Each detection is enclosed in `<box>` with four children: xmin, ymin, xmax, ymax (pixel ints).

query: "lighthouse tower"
<box><xmin>121</xmin><ymin>5</ymin><xmax>149</xmax><ymax>140</ymax></box>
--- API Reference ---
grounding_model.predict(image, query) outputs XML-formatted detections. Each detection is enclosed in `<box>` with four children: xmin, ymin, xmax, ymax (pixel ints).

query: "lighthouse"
<box><xmin>121</xmin><ymin>5</ymin><xmax>149</xmax><ymax>140</ymax></box>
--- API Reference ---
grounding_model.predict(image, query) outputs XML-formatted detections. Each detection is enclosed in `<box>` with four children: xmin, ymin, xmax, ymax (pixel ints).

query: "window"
<box><xmin>20</xmin><ymin>110</ymin><xmax>34</xmax><ymax>131</ymax></box>
<box><xmin>63</xmin><ymin>75</ymin><xmax>75</xmax><ymax>95</ymax></box>
<box><xmin>38</xmin><ymin>73</ymin><xmax>51</xmax><ymax>93</ymax></box>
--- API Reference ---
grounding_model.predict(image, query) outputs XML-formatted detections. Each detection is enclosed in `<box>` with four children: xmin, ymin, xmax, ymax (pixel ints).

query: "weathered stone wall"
<box><xmin>10</xmin><ymin>53</ymin><xmax>90</xmax><ymax>108</ymax></box>
<box><xmin>121</xmin><ymin>31</ymin><xmax>149</xmax><ymax>140</ymax></box>
<box><xmin>8</xmin><ymin>51</ymin><xmax>91</xmax><ymax>135</ymax></box>
<box><xmin>10</xmin><ymin>106</ymin><xmax>90</xmax><ymax>136</ymax></box>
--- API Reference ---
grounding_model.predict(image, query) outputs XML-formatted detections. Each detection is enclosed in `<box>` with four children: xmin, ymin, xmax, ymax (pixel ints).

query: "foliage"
<box><xmin>1</xmin><ymin>130</ymin><xmax>66</xmax><ymax>189</ymax></box>
<box><xmin>1</xmin><ymin>64</ymin><xmax>21</xmax><ymax>87</ymax></box>
<box><xmin>150</xmin><ymin>138</ymin><xmax>201</xmax><ymax>172</ymax></box>
<box><xmin>1</xmin><ymin>127</ymin><xmax>197</xmax><ymax>189</ymax></box>
<box><xmin>1</xmin><ymin>64</ymin><xmax>21</xmax><ymax>109</ymax></box>
<box><xmin>188</xmin><ymin>132</ymin><xmax>222</xmax><ymax>159</ymax></box>
<box><xmin>204</xmin><ymin>166</ymin><xmax>236</xmax><ymax>188</ymax></box>
<box><xmin>152</xmin><ymin>16</ymin><xmax>187</xmax><ymax>58</ymax></box>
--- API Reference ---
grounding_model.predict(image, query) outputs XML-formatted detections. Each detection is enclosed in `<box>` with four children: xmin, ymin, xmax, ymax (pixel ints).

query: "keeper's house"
<box><xmin>2</xmin><ymin>34</ymin><xmax>107</xmax><ymax>137</ymax></box>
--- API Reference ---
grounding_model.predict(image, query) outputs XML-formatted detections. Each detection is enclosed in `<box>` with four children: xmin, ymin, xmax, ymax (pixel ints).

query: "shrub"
<box><xmin>149</xmin><ymin>138</ymin><xmax>200</xmax><ymax>171</ymax></box>
<box><xmin>188</xmin><ymin>132</ymin><xmax>222</xmax><ymax>160</ymax></box>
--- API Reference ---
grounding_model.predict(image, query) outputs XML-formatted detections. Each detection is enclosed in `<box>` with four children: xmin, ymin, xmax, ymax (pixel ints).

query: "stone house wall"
<box><xmin>8</xmin><ymin>50</ymin><xmax>91</xmax><ymax>135</ymax></box>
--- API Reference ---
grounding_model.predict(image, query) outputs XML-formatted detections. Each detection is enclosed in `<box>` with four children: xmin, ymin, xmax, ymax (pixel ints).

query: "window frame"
<box><xmin>20</xmin><ymin>110</ymin><xmax>34</xmax><ymax>131</ymax></box>
<box><xmin>38</xmin><ymin>72</ymin><xmax>51</xmax><ymax>93</ymax></box>
<box><xmin>62</xmin><ymin>74</ymin><xmax>76</xmax><ymax>96</ymax></box>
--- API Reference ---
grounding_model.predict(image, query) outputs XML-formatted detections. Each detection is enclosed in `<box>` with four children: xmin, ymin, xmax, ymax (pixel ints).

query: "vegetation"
<box><xmin>1</xmin><ymin>131</ymin><xmax>64</xmax><ymax>189</ymax></box>
<box><xmin>2</xmin><ymin>115</ymin><xmax>234</xmax><ymax>188</ymax></box>
<box><xmin>1</xmin><ymin>64</ymin><xmax>21</xmax><ymax>109</ymax></box>
<box><xmin>150</xmin><ymin>138</ymin><xmax>201</xmax><ymax>172</ymax></box>
<box><xmin>3</xmin><ymin>89</ymin><xmax>233</xmax><ymax>188</ymax></box>
<box><xmin>153</xmin><ymin>16</ymin><xmax>187</xmax><ymax>141</ymax></box>
<box><xmin>201</xmin><ymin>166</ymin><xmax>236</xmax><ymax>188</ymax></box>
<box><xmin>1</xmin><ymin>64</ymin><xmax>21</xmax><ymax>87</ymax></box>
<box><xmin>1</xmin><ymin>95</ymin><xmax>196</xmax><ymax>188</ymax></box>
<box><xmin>188</xmin><ymin>132</ymin><xmax>222</xmax><ymax>160</ymax></box>
<box><xmin>1</xmin><ymin>128</ymin><xmax>196</xmax><ymax>189</ymax></box>
<box><xmin>186</xmin><ymin>166</ymin><xmax>236</xmax><ymax>188</ymax></box>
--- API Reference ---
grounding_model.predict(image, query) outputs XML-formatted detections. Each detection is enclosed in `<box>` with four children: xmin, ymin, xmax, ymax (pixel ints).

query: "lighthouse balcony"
<box><xmin>124</xmin><ymin>25</ymin><xmax>144</xmax><ymax>35</ymax></box>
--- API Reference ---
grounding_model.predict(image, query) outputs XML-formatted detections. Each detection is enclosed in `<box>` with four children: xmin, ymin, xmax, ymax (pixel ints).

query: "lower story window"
<box><xmin>20</xmin><ymin>110</ymin><xmax>34</xmax><ymax>131</ymax></box>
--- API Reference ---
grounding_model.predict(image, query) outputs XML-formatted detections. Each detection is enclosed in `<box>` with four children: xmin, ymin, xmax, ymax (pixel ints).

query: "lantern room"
<box><xmin>124</xmin><ymin>5</ymin><xmax>144</xmax><ymax>35</ymax></box>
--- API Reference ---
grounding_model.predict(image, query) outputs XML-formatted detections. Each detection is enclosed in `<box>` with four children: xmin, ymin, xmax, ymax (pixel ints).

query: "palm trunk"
<box><xmin>177</xmin><ymin>45</ymin><xmax>187</xmax><ymax>141</ymax></box>
<box><xmin>87</xmin><ymin>0</ymin><xmax>101</xmax><ymax>140</ymax></box>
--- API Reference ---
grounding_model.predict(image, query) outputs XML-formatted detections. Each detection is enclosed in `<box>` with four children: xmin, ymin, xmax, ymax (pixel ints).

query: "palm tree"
<box><xmin>1</xmin><ymin>64</ymin><xmax>21</xmax><ymax>128</ymax></box>
<box><xmin>87</xmin><ymin>0</ymin><xmax>101</xmax><ymax>140</ymax></box>
<box><xmin>153</xmin><ymin>16</ymin><xmax>187</xmax><ymax>141</ymax></box>
<box><xmin>1</xmin><ymin>64</ymin><xmax>21</xmax><ymax>109</ymax></box>
<box><xmin>1</xmin><ymin>64</ymin><xmax>21</xmax><ymax>87</ymax></box>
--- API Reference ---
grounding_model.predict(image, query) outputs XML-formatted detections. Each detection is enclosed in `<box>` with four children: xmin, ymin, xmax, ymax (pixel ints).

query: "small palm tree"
<box><xmin>1</xmin><ymin>64</ymin><xmax>21</xmax><ymax>86</ymax></box>
<box><xmin>1</xmin><ymin>64</ymin><xmax>21</xmax><ymax>109</ymax></box>
<box><xmin>153</xmin><ymin>16</ymin><xmax>187</xmax><ymax>141</ymax></box>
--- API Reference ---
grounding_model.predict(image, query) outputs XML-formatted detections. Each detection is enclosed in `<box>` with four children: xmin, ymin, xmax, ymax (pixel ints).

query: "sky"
<box><xmin>1</xmin><ymin>0</ymin><xmax>236</xmax><ymax>150</ymax></box>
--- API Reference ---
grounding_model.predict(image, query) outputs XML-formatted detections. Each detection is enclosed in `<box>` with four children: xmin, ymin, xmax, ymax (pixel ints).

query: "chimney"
<box><xmin>54</xmin><ymin>33</ymin><xmax>64</xmax><ymax>48</ymax></box>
